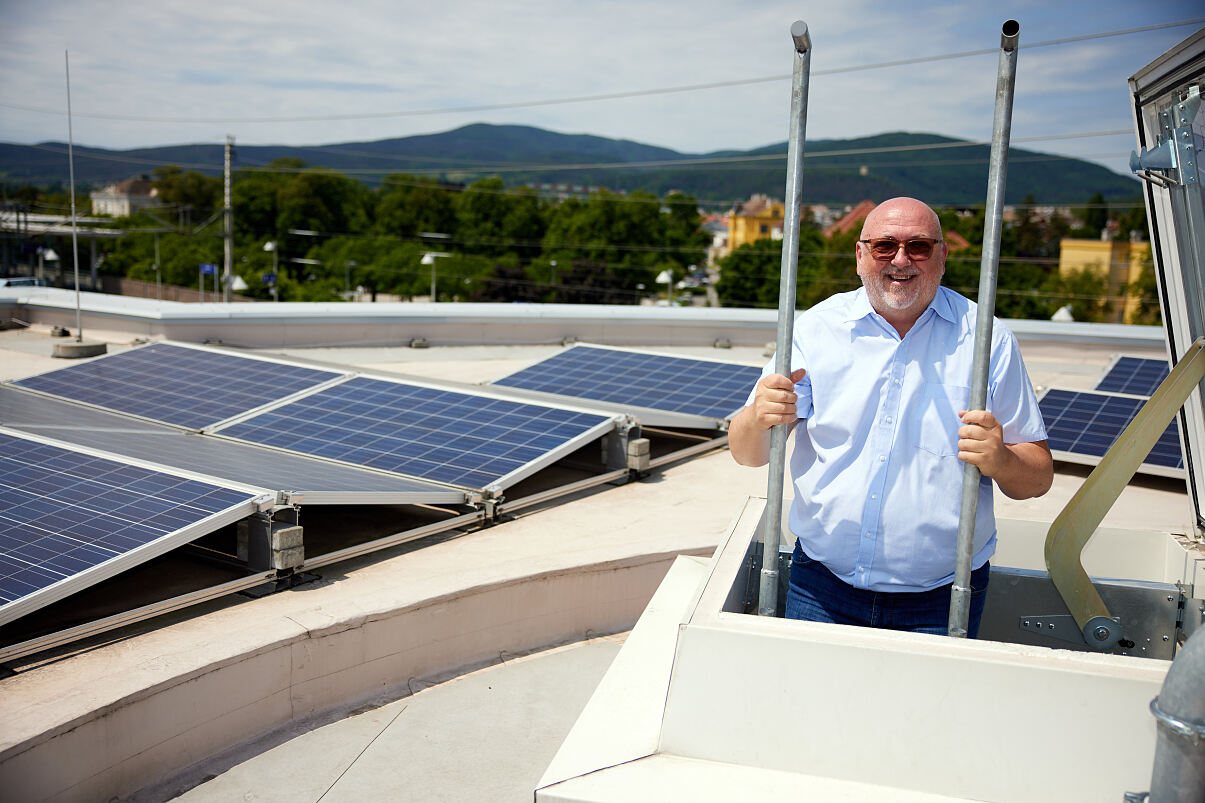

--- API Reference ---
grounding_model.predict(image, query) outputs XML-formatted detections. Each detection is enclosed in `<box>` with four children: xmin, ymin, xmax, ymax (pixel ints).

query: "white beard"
<box><xmin>860</xmin><ymin>270</ymin><xmax>931</xmax><ymax>312</ymax></box>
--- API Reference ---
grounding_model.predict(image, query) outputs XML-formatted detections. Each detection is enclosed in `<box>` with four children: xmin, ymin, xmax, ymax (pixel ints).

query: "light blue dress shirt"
<box><xmin>751</xmin><ymin>286</ymin><xmax>1048</xmax><ymax>592</ymax></box>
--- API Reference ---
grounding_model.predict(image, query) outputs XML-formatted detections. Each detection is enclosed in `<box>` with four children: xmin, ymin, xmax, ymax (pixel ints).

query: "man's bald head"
<box><xmin>859</xmin><ymin>197</ymin><xmax>942</xmax><ymax>241</ymax></box>
<box><xmin>854</xmin><ymin>197</ymin><xmax>948</xmax><ymax>337</ymax></box>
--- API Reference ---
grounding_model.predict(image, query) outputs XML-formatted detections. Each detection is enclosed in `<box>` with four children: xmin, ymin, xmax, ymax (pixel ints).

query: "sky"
<box><xmin>1</xmin><ymin>1</ymin><xmax>1202</xmax><ymax>179</ymax></box>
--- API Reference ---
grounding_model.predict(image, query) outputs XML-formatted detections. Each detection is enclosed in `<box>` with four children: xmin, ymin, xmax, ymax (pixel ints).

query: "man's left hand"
<box><xmin>957</xmin><ymin>409</ymin><xmax>1008</xmax><ymax>477</ymax></box>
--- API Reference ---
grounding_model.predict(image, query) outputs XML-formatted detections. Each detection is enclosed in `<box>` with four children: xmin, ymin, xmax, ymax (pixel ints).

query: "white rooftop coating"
<box><xmin>0</xmin><ymin>298</ymin><xmax>1196</xmax><ymax>802</ymax></box>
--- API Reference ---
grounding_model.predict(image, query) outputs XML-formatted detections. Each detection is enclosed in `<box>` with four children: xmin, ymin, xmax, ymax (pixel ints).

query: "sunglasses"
<box><xmin>859</xmin><ymin>237</ymin><xmax>942</xmax><ymax>261</ymax></box>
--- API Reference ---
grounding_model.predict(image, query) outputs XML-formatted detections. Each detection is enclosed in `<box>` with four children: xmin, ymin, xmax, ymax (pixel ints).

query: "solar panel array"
<box><xmin>217</xmin><ymin>377</ymin><xmax>613</xmax><ymax>488</ymax></box>
<box><xmin>1094</xmin><ymin>356</ymin><xmax>1170</xmax><ymax>395</ymax></box>
<box><xmin>492</xmin><ymin>345</ymin><xmax>762</xmax><ymax>418</ymax></box>
<box><xmin>13</xmin><ymin>343</ymin><xmax>340</xmax><ymax>429</ymax></box>
<box><xmin>1037</xmin><ymin>356</ymin><xmax>1183</xmax><ymax>473</ymax></box>
<box><xmin>2</xmin><ymin>341</ymin><xmax>718</xmax><ymax>629</ymax></box>
<box><xmin>1038</xmin><ymin>389</ymin><xmax>1183</xmax><ymax>469</ymax></box>
<box><xmin>0</xmin><ymin>432</ymin><xmax>259</xmax><ymax>618</ymax></box>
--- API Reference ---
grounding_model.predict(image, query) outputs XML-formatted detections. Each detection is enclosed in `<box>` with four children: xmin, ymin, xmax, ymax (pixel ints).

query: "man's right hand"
<box><xmin>728</xmin><ymin>368</ymin><xmax>806</xmax><ymax>467</ymax></box>
<box><xmin>749</xmin><ymin>368</ymin><xmax>807</xmax><ymax>429</ymax></box>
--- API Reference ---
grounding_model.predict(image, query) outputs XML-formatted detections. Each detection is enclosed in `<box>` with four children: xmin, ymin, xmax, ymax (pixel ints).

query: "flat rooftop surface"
<box><xmin>0</xmin><ymin>321</ymin><xmax>1192</xmax><ymax>802</ymax></box>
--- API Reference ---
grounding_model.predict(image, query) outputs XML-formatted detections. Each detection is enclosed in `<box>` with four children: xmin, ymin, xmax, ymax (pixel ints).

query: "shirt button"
<box><xmin>885</xmin><ymin>416</ymin><xmax>893</xmax><ymax>424</ymax></box>
<box><xmin>879</xmin><ymin>455</ymin><xmax>886</xmax><ymax>462</ymax></box>
<box><xmin>871</xmin><ymin>494</ymin><xmax>877</xmax><ymax>500</ymax></box>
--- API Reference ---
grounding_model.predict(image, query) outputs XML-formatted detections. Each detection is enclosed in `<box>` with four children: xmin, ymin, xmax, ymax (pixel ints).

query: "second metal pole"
<box><xmin>948</xmin><ymin>19</ymin><xmax>1020</xmax><ymax>637</ymax></box>
<box><xmin>759</xmin><ymin>20</ymin><xmax>812</xmax><ymax>617</ymax></box>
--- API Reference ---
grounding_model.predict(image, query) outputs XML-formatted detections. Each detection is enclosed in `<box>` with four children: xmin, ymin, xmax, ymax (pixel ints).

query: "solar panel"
<box><xmin>12</xmin><ymin>343</ymin><xmax>341</xmax><ymax>429</ymax></box>
<box><xmin>1038</xmin><ymin>389</ymin><xmax>1183</xmax><ymax>470</ymax></box>
<box><xmin>0</xmin><ymin>431</ymin><xmax>266</xmax><ymax>625</ymax></box>
<box><xmin>1094</xmin><ymin>356</ymin><xmax>1170</xmax><ymax>396</ymax></box>
<box><xmin>492</xmin><ymin>345</ymin><xmax>762</xmax><ymax>418</ymax></box>
<box><xmin>0</xmin><ymin>387</ymin><xmax>467</xmax><ymax>506</ymax></box>
<box><xmin>215</xmin><ymin>377</ymin><xmax>615</xmax><ymax>489</ymax></box>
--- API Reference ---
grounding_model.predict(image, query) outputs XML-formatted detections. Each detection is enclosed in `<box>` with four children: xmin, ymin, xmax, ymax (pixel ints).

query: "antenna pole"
<box><xmin>948</xmin><ymin>19</ymin><xmax>1020</xmax><ymax>638</ymax></box>
<box><xmin>759</xmin><ymin>21</ymin><xmax>812</xmax><ymax>617</ymax></box>
<box><xmin>65</xmin><ymin>50</ymin><xmax>83</xmax><ymax>341</ymax></box>
<box><xmin>223</xmin><ymin>135</ymin><xmax>234</xmax><ymax>303</ymax></box>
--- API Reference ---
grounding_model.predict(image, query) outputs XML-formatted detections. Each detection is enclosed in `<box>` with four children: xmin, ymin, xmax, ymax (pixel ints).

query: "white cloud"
<box><xmin>0</xmin><ymin>0</ymin><xmax>1200</xmax><ymax>179</ymax></box>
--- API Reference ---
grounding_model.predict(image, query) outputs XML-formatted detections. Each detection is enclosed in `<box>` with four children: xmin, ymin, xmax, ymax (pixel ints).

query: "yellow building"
<box><xmin>727</xmin><ymin>195</ymin><xmax>784</xmax><ymax>253</ymax></box>
<box><xmin>1058</xmin><ymin>237</ymin><xmax>1152</xmax><ymax>324</ymax></box>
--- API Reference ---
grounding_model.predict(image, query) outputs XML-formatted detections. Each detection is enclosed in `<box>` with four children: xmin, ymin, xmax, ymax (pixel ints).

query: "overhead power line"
<box><xmin>1</xmin><ymin>19</ymin><xmax>1199</xmax><ymax>124</ymax></box>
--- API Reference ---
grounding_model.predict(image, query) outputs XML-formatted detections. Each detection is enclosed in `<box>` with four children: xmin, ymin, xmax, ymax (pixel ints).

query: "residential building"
<box><xmin>727</xmin><ymin>195</ymin><xmax>784</xmax><ymax>252</ymax></box>
<box><xmin>1058</xmin><ymin>235</ymin><xmax>1152</xmax><ymax>323</ymax></box>
<box><xmin>89</xmin><ymin>175</ymin><xmax>158</xmax><ymax>217</ymax></box>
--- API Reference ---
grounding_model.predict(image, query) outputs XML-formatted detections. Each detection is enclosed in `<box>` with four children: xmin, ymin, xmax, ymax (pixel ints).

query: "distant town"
<box><xmin>1</xmin><ymin>162</ymin><xmax>1154</xmax><ymax>325</ymax></box>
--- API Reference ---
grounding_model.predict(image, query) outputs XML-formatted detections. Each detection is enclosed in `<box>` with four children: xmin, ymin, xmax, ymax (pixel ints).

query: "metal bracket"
<box><xmin>1130</xmin><ymin>85</ymin><xmax>1201</xmax><ymax>188</ymax></box>
<box><xmin>1151</xmin><ymin>696</ymin><xmax>1205</xmax><ymax>746</ymax></box>
<box><xmin>1019</xmin><ymin>614</ymin><xmax>1083</xmax><ymax>645</ymax></box>
<box><xmin>1019</xmin><ymin>614</ymin><xmax>1122</xmax><ymax>648</ymax></box>
<box><xmin>1130</xmin><ymin>138</ymin><xmax>1178</xmax><ymax>176</ymax></box>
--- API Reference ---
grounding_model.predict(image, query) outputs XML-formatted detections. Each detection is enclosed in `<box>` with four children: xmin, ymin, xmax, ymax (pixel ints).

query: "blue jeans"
<box><xmin>784</xmin><ymin>541</ymin><xmax>990</xmax><ymax>637</ymax></box>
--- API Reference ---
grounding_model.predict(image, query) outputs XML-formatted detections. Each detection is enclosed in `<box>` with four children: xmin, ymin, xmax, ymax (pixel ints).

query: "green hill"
<box><xmin>0</xmin><ymin>123</ymin><xmax>1139</xmax><ymax>205</ymax></box>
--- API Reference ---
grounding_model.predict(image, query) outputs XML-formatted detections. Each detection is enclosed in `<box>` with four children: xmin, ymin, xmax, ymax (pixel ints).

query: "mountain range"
<box><xmin>0</xmin><ymin>123</ymin><xmax>1141</xmax><ymax>206</ymax></box>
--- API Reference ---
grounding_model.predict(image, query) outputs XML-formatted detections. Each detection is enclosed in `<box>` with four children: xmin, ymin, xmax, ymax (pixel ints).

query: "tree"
<box><xmin>1115</xmin><ymin>196</ymin><xmax>1149</xmax><ymax>242</ymax></box>
<box><xmin>542</xmin><ymin>190</ymin><xmax>667</xmax><ymax>303</ymax></box>
<box><xmin>233</xmin><ymin>159</ymin><xmax>305</xmax><ymax>243</ymax></box>
<box><xmin>470</xmin><ymin>259</ymin><xmax>545</xmax><ymax>303</ymax></box>
<box><xmin>152</xmin><ymin>166</ymin><xmax>221</xmax><ymax>224</ymax></box>
<box><xmin>1050</xmin><ymin>266</ymin><xmax>1112</xmax><ymax>322</ymax></box>
<box><xmin>454</xmin><ymin>177</ymin><xmax>546</xmax><ymax>259</ymax></box>
<box><xmin>375</xmin><ymin>175</ymin><xmax>458</xmax><ymax>240</ymax></box>
<box><xmin>715</xmin><ymin>229</ymin><xmax>829</xmax><ymax>310</ymax></box>
<box><xmin>1082</xmin><ymin>192</ymin><xmax>1107</xmax><ymax>236</ymax></box>
<box><xmin>1122</xmin><ymin>250</ymin><xmax>1161</xmax><ymax>326</ymax></box>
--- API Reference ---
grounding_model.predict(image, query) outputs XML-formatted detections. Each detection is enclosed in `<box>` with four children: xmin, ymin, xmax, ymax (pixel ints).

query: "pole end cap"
<box><xmin>791</xmin><ymin>20</ymin><xmax>811</xmax><ymax>53</ymax></box>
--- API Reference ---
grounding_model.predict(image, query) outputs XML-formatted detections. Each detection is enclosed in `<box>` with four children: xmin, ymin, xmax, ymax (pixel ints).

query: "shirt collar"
<box><xmin>843</xmin><ymin>285</ymin><xmax>956</xmax><ymax>327</ymax></box>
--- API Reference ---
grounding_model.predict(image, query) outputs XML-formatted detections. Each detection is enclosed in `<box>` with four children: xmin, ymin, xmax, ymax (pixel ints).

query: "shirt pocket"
<box><xmin>913</xmin><ymin>383</ymin><xmax>970</xmax><ymax>457</ymax></box>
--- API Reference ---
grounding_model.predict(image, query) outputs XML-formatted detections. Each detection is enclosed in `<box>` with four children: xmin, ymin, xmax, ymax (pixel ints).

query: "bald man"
<box><xmin>729</xmin><ymin>197</ymin><xmax>1052</xmax><ymax>637</ymax></box>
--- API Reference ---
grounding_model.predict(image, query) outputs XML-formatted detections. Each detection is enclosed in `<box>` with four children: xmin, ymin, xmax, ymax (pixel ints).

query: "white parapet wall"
<box><xmin>539</xmin><ymin>497</ymin><xmax>1177</xmax><ymax>802</ymax></box>
<box><xmin>0</xmin><ymin>287</ymin><xmax>1168</xmax><ymax>350</ymax></box>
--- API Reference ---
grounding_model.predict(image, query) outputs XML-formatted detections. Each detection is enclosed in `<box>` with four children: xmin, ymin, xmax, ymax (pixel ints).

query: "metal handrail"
<box><xmin>758</xmin><ymin>20</ymin><xmax>812</xmax><ymax>616</ymax></box>
<box><xmin>948</xmin><ymin>19</ymin><xmax>1020</xmax><ymax>637</ymax></box>
<box><xmin>1045</xmin><ymin>337</ymin><xmax>1205</xmax><ymax>649</ymax></box>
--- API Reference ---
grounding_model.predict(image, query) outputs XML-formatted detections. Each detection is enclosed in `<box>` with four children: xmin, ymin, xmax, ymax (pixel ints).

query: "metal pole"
<box><xmin>154</xmin><ymin>231</ymin><xmax>160</xmax><ymax>300</ymax></box>
<box><xmin>948</xmin><ymin>19</ymin><xmax>1020</xmax><ymax>638</ymax></box>
<box><xmin>64</xmin><ymin>51</ymin><xmax>83</xmax><ymax>341</ymax></box>
<box><xmin>223</xmin><ymin>135</ymin><xmax>234</xmax><ymax>303</ymax></box>
<box><xmin>759</xmin><ymin>20</ymin><xmax>812</xmax><ymax>617</ymax></box>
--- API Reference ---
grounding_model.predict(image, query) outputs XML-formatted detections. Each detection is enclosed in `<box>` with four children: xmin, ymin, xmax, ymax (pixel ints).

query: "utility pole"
<box><xmin>153</xmin><ymin>231</ymin><xmax>161</xmax><ymax>300</ymax></box>
<box><xmin>223</xmin><ymin>135</ymin><xmax>234</xmax><ymax>302</ymax></box>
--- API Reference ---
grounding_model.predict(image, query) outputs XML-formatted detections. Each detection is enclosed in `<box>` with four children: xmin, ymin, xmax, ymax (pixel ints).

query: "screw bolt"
<box><xmin>1094</xmin><ymin>626</ymin><xmax>1111</xmax><ymax>641</ymax></box>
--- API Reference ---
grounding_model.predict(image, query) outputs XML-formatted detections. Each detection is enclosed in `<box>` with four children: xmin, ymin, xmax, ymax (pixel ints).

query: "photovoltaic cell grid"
<box><xmin>492</xmin><ymin>346</ymin><xmax>763</xmax><ymax>418</ymax></box>
<box><xmin>1039</xmin><ymin>389</ymin><xmax>1183</xmax><ymax>469</ymax></box>
<box><xmin>0</xmin><ymin>432</ymin><xmax>258</xmax><ymax>611</ymax></box>
<box><xmin>218</xmin><ymin>377</ymin><xmax>613</xmax><ymax>489</ymax></box>
<box><xmin>12</xmin><ymin>343</ymin><xmax>341</xmax><ymax>430</ymax></box>
<box><xmin>1094</xmin><ymin>356</ymin><xmax>1170</xmax><ymax>396</ymax></box>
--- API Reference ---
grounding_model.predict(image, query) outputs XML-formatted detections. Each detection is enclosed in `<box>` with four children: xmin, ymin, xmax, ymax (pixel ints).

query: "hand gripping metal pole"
<box><xmin>759</xmin><ymin>20</ymin><xmax>812</xmax><ymax>617</ymax></box>
<box><xmin>948</xmin><ymin>19</ymin><xmax>1020</xmax><ymax>638</ymax></box>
